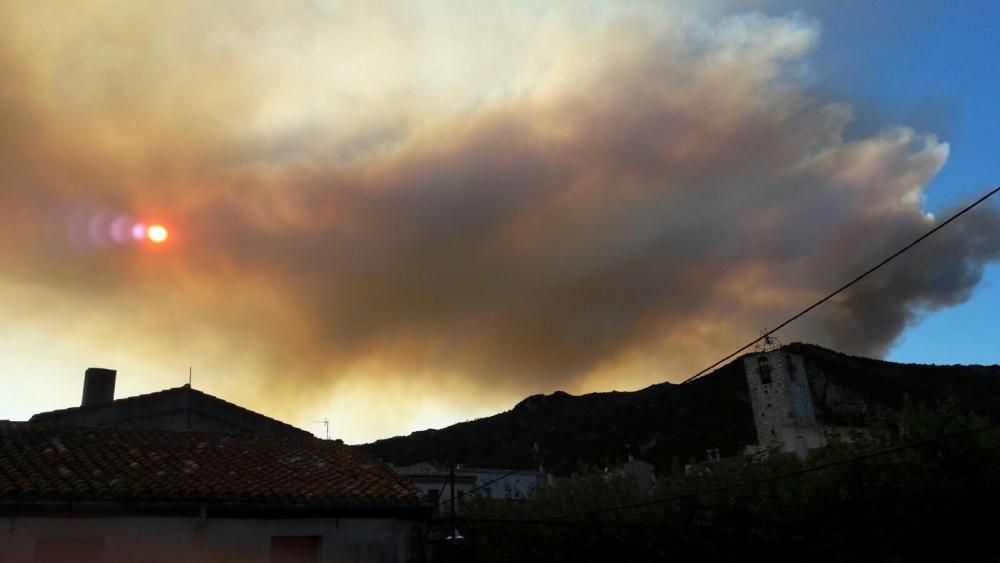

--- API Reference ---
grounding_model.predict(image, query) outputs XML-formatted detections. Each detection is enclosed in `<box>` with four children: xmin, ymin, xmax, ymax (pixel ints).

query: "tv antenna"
<box><xmin>314</xmin><ymin>418</ymin><xmax>330</xmax><ymax>440</ymax></box>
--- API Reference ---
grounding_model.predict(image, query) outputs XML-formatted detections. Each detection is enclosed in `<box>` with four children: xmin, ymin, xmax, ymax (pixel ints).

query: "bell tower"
<box><xmin>743</xmin><ymin>335</ymin><xmax>824</xmax><ymax>458</ymax></box>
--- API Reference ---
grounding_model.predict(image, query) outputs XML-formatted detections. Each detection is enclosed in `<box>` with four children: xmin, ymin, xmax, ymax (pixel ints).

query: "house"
<box><xmin>392</xmin><ymin>463</ymin><xmax>547</xmax><ymax>503</ymax></box>
<box><xmin>0</xmin><ymin>421</ymin><xmax>431</xmax><ymax>563</ymax></box>
<box><xmin>391</xmin><ymin>463</ymin><xmax>478</xmax><ymax>503</ymax></box>
<box><xmin>30</xmin><ymin>368</ymin><xmax>309</xmax><ymax>437</ymax></box>
<box><xmin>457</xmin><ymin>466</ymin><xmax>547</xmax><ymax>499</ymax></box>
<box><xmin>616</xmin><ymin>458</ymin><xmax>656</xmax><ymax>491</ymax></box>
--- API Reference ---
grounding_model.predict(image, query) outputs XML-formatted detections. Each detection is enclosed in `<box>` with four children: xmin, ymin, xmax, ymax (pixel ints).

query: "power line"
<box><xmin>451</xmin><ymin>185</ymin><xmax>1000</xmax><ymax>530</ymax></box>
<box><xmin>430</xmin><ymin>185</ymin><xmax>1000</xmax><ymax>529</ymax></box>
<box><xmin>680</xmin><ymin>184</ymin><xmax>1000</xmax><ymax>385</ymax></box>
<box><xmin>458</xmin><ymin>423</ymin><xmax>997</xmax><ymax>531</ymax></box>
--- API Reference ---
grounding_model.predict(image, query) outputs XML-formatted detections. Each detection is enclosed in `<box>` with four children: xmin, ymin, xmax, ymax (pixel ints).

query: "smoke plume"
<box><xmin>1</xmin><ymin>2</ymin><xmax>996</xmax><ymax>441</ymax></box>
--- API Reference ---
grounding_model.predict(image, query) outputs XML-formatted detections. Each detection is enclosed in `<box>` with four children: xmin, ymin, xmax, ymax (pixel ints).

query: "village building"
<box><xmin>609</xmin><ymin>457</ymin><xmax>657</xmax><ymax>491</ymax></box>
<box><xmin>743</xmin><ymin>343</ymin><xmax>825</xmax><ymax>459</ymax></box>
<box><xmin>392</xmin><ymin>463</ymin><xmax>547</xmax><ymax>502</ymax></box>
<box><xmin>0</xmin><ymin>421</ymin><xmax>431</xmax><ymax>563</ymax></box>
<box><xmin>457</xmin><ymin>466</ymin><xmax>547</xmax><ymax>499</ymax></box>
<box><xmin>391</xmin><ymin>462</ymin><xmax>478</xmax><ymax>504</ymax></box>
<box><xmin>3</xmin><ymin>368</ymin><xmax>433</xmax><ymax>561</ymax></box>
<box><xmin>30</xmin><ymin>368</ymin><xmax>308</xmax><ymax>437</ymax></box>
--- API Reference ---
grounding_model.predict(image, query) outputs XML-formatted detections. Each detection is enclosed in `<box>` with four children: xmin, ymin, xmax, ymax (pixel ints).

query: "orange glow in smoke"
<box><xmin>147</xmin><ymin>224</ymin><xmax>169</xmax><ymax>244</ymax></box>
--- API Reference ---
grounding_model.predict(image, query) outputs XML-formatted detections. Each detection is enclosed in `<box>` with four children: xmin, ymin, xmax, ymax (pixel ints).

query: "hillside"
<box><xmin>361</xmin><ymin>343</ymin><xmax>1000</xmax><ymax>474</ymax></box>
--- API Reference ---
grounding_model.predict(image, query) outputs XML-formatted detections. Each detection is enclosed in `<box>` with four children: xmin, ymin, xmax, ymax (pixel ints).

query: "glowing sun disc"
<box><xmin>147</xmin><ymin>224</ymin><xmax>169</xmax><ymax>243</ymax></box>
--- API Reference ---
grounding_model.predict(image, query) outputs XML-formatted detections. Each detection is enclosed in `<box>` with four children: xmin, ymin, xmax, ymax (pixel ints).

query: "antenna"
<box><xmin>188</xmin><ymin>366</ymin><xmax>192</xmax><ymax>386</ymax></box>
<box><xmin>314</xmin><ymin>418</ymin><xmax>330</xmax><ymax>440</ymax></box>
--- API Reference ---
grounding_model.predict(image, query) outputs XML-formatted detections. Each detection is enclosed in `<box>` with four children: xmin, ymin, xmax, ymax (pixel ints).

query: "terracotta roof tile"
<box><xmin>0</xmin><ymin>422</ymin><xmax>424</xmax><ymax>514</ymax></box>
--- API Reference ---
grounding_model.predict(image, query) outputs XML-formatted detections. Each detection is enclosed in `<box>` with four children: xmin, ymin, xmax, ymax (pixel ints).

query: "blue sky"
<box><xmin>775</xmin><ymin>1</ymin><xmax>999</xmax><ymax>364</ymax></box>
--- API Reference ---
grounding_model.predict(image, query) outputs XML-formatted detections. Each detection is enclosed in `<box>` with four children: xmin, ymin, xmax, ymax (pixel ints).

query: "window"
<box><xmin>786</xmin><ymin>355</ymin><xmax>797</xmax><ymax>380</ymax></box>
<box><xmin>758</xmin><ymin>356</ymin><xmax>772</xmax><ymax>384</ymax></box>
<box><xmin>34</xmin><ymin>537</ymin><xmax>104</xmax><ymax>563</ymax></box>
<box><xmin>270</xmin><ymin>536</ymin><xmax>321</xmax><ymax>563</ymax></box>
<box><xmin>426</xmin><ymin>486</ymin><xmax>441</xmax><ymax>502</ymax></box>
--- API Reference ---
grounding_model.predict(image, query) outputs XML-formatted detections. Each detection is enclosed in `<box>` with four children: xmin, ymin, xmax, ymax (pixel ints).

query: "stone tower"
<box><xmin>744</xmin><ymin>348</ymin><xmax>824</xmax><ymax>458</ymax></box>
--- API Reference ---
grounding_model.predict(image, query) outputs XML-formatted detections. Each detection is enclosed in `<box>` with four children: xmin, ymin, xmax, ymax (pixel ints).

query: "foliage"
<box><xmin>447</xmin><ymin>401</ymin><xmax>1000</xmax><ymax>562</ymax></box>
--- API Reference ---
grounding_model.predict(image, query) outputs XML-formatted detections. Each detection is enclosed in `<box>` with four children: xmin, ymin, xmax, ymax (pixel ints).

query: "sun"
<box><xmin>147</xmin><ymin>224</ymin><xmax>169</xmax><ymax>244</ymax></box>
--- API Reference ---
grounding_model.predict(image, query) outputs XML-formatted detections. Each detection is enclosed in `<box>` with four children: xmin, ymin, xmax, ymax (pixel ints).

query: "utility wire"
<box><xmin>432</xmin><ymin>185</ymin><xmax>1000</xmax><ymax>525</ymax></box>
<box><xmin>680</xmin><ymin>184</ymin><xmax>1000</xmax><ymax>385</ymax></box>
<box><xmin>450</xmin><ymin>184</ymin><xmax>1000</xmax><ymax>530</ymax></box>
<box><xmin>458</xmin><ymin>423</ymin><xmax>997</xmax><ymax>531</ymax></box>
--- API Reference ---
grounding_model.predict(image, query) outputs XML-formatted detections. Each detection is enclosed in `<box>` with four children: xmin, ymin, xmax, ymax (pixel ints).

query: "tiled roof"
<box><xmin>0</xmin><ymin>422</ymin><xmax>426</xmax><ymax>516</ymax></box>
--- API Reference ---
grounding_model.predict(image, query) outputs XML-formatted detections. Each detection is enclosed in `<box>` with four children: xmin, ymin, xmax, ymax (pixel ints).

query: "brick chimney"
<box><xmin>82</xmin><ymin>368</ymin><xmax>116</xmax><ymax>406</ymax></box>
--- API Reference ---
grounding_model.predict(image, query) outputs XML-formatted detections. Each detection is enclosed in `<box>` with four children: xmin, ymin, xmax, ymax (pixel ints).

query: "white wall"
<box><xmin>744</xmin><ymin>351</ymin><xmax>824</xmax><ymax>456</ymax></box>
<box><xmin>467</xmin><ymin>469</ymin><xmax>542</xmax><ymax>499</ymax></box>
<box><xmin>0</xmin><ymin>514</ymin><xmax>423</xmax><ymax>563</ymax></box>
<box><xmin>406</xmin><ymin>477</ymin><xmax>477</xmax><ymax>501</ymax></box>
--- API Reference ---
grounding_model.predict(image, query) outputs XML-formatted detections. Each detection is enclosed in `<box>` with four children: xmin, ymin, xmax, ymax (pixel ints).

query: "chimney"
<box><xmin>82</xmin><ymin>368</ymin><xmax>116</xmax><ymax>406</ymax></box>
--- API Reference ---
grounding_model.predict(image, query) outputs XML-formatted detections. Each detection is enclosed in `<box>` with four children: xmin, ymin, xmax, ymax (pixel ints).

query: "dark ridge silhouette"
<box><xmin>360</xmin><ymin>343</ymin><xmax>1000</xmax><ymax>474</ymax></box>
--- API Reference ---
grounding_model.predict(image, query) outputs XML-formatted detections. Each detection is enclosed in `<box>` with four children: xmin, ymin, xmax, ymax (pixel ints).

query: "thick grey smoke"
<box><xmin>0</xmin><ymin>2</ymin><xmax>996</xmax><ymax>439</ymax></box>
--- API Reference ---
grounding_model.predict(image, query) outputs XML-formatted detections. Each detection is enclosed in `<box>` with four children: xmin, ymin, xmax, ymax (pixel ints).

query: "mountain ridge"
<box><xmin>360</xmin><ymin>343</ymin><xmax>1000</xmax><ymax>474</ymax></box>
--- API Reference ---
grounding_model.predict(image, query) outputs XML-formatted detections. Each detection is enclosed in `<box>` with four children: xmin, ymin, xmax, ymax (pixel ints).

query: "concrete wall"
<box><xmin>622</xmin><ymin>460</ymin><xmax>656</xmax><ymax>491</ymax></box>
<box><xmin>405</xmin><ymin>476</ymin><xmax>477</xmax><ymax>505</ymax></box>
<box><xmin>784</xmin><ymin>354</ymin><xmax>819</xmax><ymax>432</ymax></box>
<box><xmin>465</xmin><ymin>469</ymin><xmax>544</xmax><ymax>499</ymax></box>
<box><xmin>0</xmin><ymin>514</ymin><xmax>423</xmax><ymax>563</ymax></box>
<box><xmin>401</xmin><ymin>467</ymin><xmax>545</xmax><ymax>501</ymax></box>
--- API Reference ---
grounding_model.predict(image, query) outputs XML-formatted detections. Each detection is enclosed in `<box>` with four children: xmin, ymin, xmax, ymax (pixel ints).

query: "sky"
<box><xmin>1</xmin><ymin>1</ymin><xmax>998</xmax><ymax>443</ymax></box>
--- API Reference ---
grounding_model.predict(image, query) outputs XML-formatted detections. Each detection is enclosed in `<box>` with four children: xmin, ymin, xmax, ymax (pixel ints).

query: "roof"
<box><xmin>30</xmin><ymin>385</ymin><xmax>310</xmax><ymax>438</ymax></box>
<box><xmin>0</xmin><ymin>422</ymin><xmax>427</xmax><ymax>517</ymax></box>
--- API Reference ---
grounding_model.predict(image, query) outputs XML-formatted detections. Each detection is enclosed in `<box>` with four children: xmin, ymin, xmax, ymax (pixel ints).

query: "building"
<box><xmin>458</xmin><ymin>466</ymin><xmax>547</xmax><ymax>499</ymax></box>
<box><xmin>30</xmin><ymin>368</ymin><xmax>309</xmax><ymax>437</ymax></box>
<box><xmin>391</xmin><ymin>462</ymin><xmax>478</xmax><ymax>504</ymax></box>
<box><xmin>743</xmin><ymin>349</ymin><xmax>825</xmax><ymax>458</ymax></box>
<box><xmin>610</xmin><ymin>457</ymin><xmax>656</xmax><ymax>491</ymax></box>
<box><xmin>391</xmin><ymin>463</ymin><xmax>547</xmax><ymax>505</ymax></box>
<box><xmin>0</xmin><ymin>421</ymin><xmax>431</xmax><ymax>563</ymax></box>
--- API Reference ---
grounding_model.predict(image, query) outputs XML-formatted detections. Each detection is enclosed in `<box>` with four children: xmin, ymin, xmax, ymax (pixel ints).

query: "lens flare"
<box><xmin>147</xmin><ymin>224</ymin><xmax>168</xmax><ymax>244</ymax></box>
<box><xmin>110</xmin><ymin>216</ymin><xmax>131</xmax><ymax>243</ymax></box>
